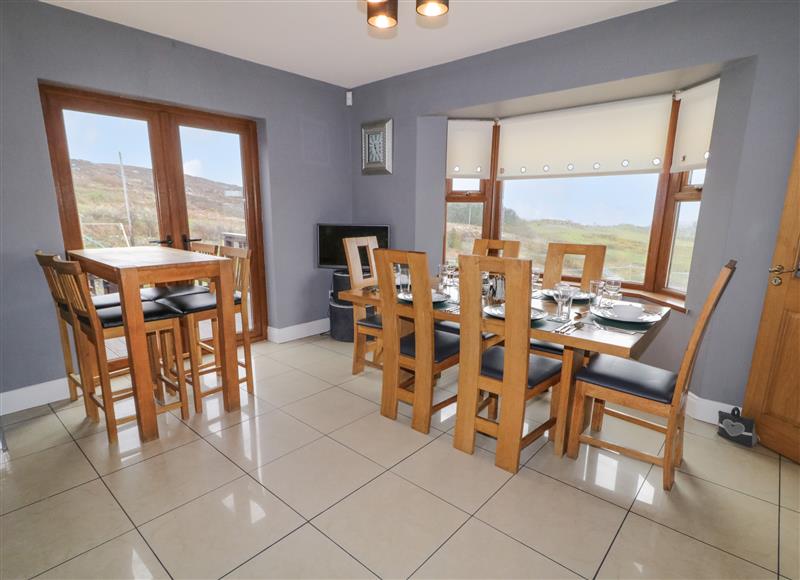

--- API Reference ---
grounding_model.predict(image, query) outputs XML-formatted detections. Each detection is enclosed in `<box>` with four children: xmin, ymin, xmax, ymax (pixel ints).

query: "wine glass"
<box><xmin>531</xmin><ymin>269</ymin><xmax>543</xmax><ymax>296</ymax></box>
<box><xmin>552</xmin><ymin>282</ymin><xmax>577</xmax><ymax>322</ymax></box>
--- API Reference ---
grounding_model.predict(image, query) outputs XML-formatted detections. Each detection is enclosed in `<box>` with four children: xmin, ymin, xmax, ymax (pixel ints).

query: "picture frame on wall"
<box><xmin>361</xmin><ymin>118</ymin><xmax>393</xmax><ymax>175</ymax></box>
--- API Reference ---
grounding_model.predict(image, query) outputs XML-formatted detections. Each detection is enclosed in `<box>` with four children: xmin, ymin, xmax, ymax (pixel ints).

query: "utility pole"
<box><xmin>118</xmin><ymin>151</ymin><xmax>134</xmax><ymax>246</ymax></box>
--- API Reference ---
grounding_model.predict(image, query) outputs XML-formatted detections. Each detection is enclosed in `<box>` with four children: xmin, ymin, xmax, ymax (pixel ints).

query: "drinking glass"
<box><xmin>531</xmin><ymin>269</ymin><xmax>543</xmax><ymax>295</ymax></box>
<box><xmin>437</xmin><ymin>264</ymin><xmax>448</xmax><ymax>292</ymax></box>
<box><xmin>481</xmin><ymin>272</ymin><xmax>491</xmax><ymax>307</ymax></box>
<box><xmin>552</xmin><ymin>282</ymin><xmax>577</xmax><ymax>322</ymax></box>
<box><xmin>604</xmin><ymin>276</ymin><xmax>622</xmax><ymax>305</ymax></box>
<box><xmin>589</xmin><ymin>280</ymin><xmax>606</xmax><ymax>307</ymax></box>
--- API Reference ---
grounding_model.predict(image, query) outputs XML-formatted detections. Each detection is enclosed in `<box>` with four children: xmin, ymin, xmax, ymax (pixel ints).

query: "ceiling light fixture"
<box><xmin>368</xmin><ymin>0</ymin><xmax>398</xmax><ymax>29</ymax></box>
<box><xmin>416</xmin><ymin>0</ymin><xmax>449</xmax><ymax>17</ymax></box>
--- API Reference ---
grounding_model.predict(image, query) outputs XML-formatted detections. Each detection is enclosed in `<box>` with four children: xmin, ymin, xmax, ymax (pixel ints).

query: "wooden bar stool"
<box><xmin>567</xmin><ymin>260</ymin><xmax>737</xmax><ymax>489</ymax></box>
<box><xmin>453</xmin><ymin>254</ymin><xmax>562</xmax><ymax>473</ymax></box>
<box><xmin>51</xmin><ymin>257</ymin><xmax>189</xmax><ymax>443</ymax></box>
<box><xmin>157</xmin><ymin>246</ymin><xmax>254</xmax><ymax>412</ymax></box>
<box><xmin>472</xmin><ymin>238</ymin><xmax>520</xmax><ymax>258</ymax></box>
<box><xmin>343</xmin><ymin>236</ymin><xmax>383</xmax><ymax>374</ymax></box>
<box><xmin>374</xmin><ymin>249</ymin><xmax>459</xmax><ymax>434</ymax></box>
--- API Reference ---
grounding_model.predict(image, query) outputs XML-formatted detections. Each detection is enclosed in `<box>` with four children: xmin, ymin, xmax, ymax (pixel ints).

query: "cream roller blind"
<box><xmin>671</xmin><ymin>78</ymin><xmax>719</xmax><ymax>172</ymax></box>
<box><xmin>498</xmin><ymin>94</ymin><xmax>673</xmax><ymax>179</ymax></box>
<box><xmin>446</xmin><ymin>120</ymin><xmax>494</xmax><ymax>179</ymax></box>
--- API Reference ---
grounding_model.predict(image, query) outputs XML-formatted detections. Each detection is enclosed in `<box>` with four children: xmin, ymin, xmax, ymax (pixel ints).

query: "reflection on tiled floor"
<box><xmin>0</xmin><ymin>334</ymin><xmax>796</xmax><ymax>579</ymax></box>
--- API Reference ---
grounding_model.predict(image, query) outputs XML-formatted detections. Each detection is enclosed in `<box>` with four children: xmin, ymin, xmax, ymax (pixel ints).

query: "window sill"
<box><xmin>622</xmin><ymin>288</ymin><xmax>687</xmax><ymax>313</ymax></box>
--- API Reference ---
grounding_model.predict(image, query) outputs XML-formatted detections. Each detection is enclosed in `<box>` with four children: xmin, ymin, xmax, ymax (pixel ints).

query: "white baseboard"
<box><xmin>268</xmin><ymin>317</ymin><xmax>330</xmax><ymax>344</ymax></box>
<box><xmin>0</xmin><ymin>377</ymin><xmax>70</xmax><ymax>416</ymax></box>
<box><xmin>687</xmin><ymin>391</ymin><xmax>733</xmax><ymax>424</ymax></box>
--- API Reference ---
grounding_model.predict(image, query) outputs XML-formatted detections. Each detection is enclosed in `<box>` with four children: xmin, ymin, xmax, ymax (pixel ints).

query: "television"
<box><xmin>317</xmin><ymin>224</ymin><xmax>390</xmax><ymax>269</ymax></box>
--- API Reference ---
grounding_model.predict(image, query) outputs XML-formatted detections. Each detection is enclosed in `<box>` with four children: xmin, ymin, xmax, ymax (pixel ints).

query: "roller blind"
<box><xmin>671</xmin><ymin>78</ymin><xmax>719</xmax><ymax>172</ymax></box>
<box><xmin>446</xmin><ymin>120</ymin><xmax>494</xmax><ymax>179</ymax></box>
<box><xmin>498</xmin><ymin>94</ymin><xmax>673</xmax><ymax>179</ymax></box>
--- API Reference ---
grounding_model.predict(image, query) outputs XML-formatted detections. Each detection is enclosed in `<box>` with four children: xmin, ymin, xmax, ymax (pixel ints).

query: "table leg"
<box><xmin>118</xmin><ymin>269</ymin><xmax>159</xmax><ymax>441</ymax></box>
<box><xmin>215</xmin><ymin>260</ymin><xmax>241</xmax><ymax>412</ymax></box>
<box><xmin>552</xmin><ymin>346</ymin><xmax>585</xmax><ymax>456</ymax></box>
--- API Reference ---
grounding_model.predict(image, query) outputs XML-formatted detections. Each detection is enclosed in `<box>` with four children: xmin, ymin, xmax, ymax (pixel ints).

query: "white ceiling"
<box><xmin>44</xmin><ymin>0</ymin><xmax>670</xmax><ymax>88</ymax></box>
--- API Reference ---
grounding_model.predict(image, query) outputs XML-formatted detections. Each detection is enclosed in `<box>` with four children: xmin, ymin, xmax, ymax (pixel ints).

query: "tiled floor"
<box><xmin>1</xmin><ymin>334</ymin><xmax>797</xmax><ymax>579</ymax></box>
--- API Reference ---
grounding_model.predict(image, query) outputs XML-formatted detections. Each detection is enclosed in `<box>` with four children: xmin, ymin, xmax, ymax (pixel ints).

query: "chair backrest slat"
<box><xmin>472</xmin><ymin>239</ymin><xmax>521</xmax><ymax>258</ymax></box>
<box><xmin>343</xmin><ymin>236</ymin><xmax>379</xmax><ymax>290</ymax></box>
<box><xmin>542</xmin><ymin>243</ymin><xmax>606</xmax><ymax>291</ymax></box>
<box><xmin>35</xmin><ymin>250</ymin><xmax>69</xmax><ymax>309</ymax></box>
<box><xmin>51</xmin><ymin>257</ymin><xmax>97</xmax><ymax>324</ymax></box>
<box><xmin>191</xmin><ymin>242</ymin><xmax>220</xmax><ymax>256</ymax></box>
<box><xmin>673</xmin><ymin>260</ymin><xmax>737</xmax><ymax>404</ymax></box>
<box><xmin>219</xmin><ymin>245</ymin><xmax>252</xmax><ymax>299</ymax></box>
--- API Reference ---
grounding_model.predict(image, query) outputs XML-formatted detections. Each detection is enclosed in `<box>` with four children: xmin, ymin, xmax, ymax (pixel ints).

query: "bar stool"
<box><xmin>52</xmin><ymin>257</ymin><xmax>189</xmax><ymax>443</ymax></box>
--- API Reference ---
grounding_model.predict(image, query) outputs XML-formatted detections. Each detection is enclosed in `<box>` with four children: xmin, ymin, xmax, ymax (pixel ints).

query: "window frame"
<box><xmin>443</xmin><ymin>177</ymin><xmax>492</xmax><ymax>260</ymax></box>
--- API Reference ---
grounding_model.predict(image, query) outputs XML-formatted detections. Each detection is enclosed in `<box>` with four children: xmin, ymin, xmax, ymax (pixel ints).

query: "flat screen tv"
<box><xmin>317</xmin><ymin>224</ymin><xmax>390</xmax><ymax>269</ymax></box>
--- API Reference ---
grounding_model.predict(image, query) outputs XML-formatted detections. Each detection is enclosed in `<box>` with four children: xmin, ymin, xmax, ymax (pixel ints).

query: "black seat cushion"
<box><xmin>91</xmin><ymin>293</ymin><xmax>122</xmax><ymax>309</ymax></box>
<box><xmin>480</xmin><ymin>346</ymin><xmax>562</xmax><ymax>387</ymax></box>
<box><xmin>530</xmin><ymin>338</ymin><xmax>565</xmax><ymax>356</ymax></box>
<box><xmin>575</xmin><ymin>354</ymin><xmax>677</xmax><ymax>404</ymax></box>
<box><xmin>156</xmin><ymin>292</ymin><xmax>217</xmax><ymax>315</ymax></box>
<box><xmin>357</xmin><ymin>314</ymin><xmax>382</xmax><ymax>329</ymax></box>
<box><xmin>140</xmin><ymin>284</ymin><xmax>210</xmax><ymax>301</ymax></box>
<box><xmin>399</xmin><ymin>330</ymin><xmax>460</xmax><ymax>363</ymax></box>
<box><xmin>433</xmin><ymin>320</ymin><xmax>460</xmax><ymax>335</ymax></box>
<box><xmin>91</xmin><ymin>300</ymin><xmax>180</xmax><ymax>329</ymax></box>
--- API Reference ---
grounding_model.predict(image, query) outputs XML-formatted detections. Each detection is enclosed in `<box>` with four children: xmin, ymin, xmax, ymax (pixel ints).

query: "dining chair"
<box><xmin>51</xmin><ymin>257</ymin><xmax>189</xmax><ymax>443</ymax></box>
<box><xmin>157</xmin><ymin>246</ymin><xmax>254</xmax><ymax>412</ymax></box>
<box><xmin>567</xmin><ymin>260</ymin><xmax>737</xmax><ymax>490</ymax></box>
<box><xmin>343</xmin><ymin>236</ymin><xmax>383</xmax><ymax>374</ymax></box>
<box><xmin>374</xmin><ymin>248</ymin><xmax>459</xmax><ymax>434</ymax></box>
<box><xmin>453</xmin><ymin>254</ymin><xmax>563</xmax><ymax>472</ymax></box>
<box><xmin>472</xmin><ymin>238</ymin><xmax>521</xmax><ymax>258</ymax></box>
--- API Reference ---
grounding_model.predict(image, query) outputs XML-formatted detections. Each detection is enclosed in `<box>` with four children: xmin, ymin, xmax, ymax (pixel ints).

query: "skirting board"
<box><xmin>0</xmin><ymin>377</ymin><xmax>70</xmax><ymax>416</ymax></box>
<box><xmin>268</xmin><ymin>317</ymin><xmax>330</xmax><ymax>344</ymax></box>
<box><xmin>687</xmin><ymin>391</ymin><xmax>735</xmax><ymax>424</ymax></box>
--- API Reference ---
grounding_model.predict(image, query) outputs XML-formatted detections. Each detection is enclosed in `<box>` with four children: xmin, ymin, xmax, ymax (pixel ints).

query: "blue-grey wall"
<box><xmin>1</xmin><ymin>0</ymin><xmax>352</xmax><ymax>393</ymax></box>
<box><xmin>349</xmin><ymin>1</ymin><xmax>799</xmax><ymax>404</ymax></box>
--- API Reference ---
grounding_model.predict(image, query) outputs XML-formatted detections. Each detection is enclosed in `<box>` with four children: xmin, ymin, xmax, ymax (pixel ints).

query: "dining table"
<box><xmin>338</xmin><ymin>285</ymin><xmax>671</xmax><ymax>455</ymax></box>
<box><xmin>68</xmin><ymin>246</ymin><xmax>241</xmax><ymax>441</ymax></box>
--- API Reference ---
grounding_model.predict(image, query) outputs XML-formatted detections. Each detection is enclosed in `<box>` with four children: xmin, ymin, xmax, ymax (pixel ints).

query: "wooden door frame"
<box><xmin>38</xmin><ymin>82</ymin><xmax>268</xmax><ymax>341</ymax></box>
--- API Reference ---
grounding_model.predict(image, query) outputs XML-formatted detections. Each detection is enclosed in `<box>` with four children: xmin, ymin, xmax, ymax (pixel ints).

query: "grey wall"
<box><xmin>1</xmin><ymin>0</ymin><xmax>351</xmax><ymax>392</ymax></box>
<box><xmin>349</xmin><ymin>1</ymin><xmax>800</xmax><ymax>405</ymax></box>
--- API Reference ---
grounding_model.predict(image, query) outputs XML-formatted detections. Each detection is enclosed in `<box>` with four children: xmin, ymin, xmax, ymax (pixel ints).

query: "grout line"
<box><xmin>0</xmin><ymin>471</ymin><xmax>100</xmax><ymax>518</ymax></box>
<box><xmin>777</xmin><ymin>457</ymin><xmax>782</xmax><ymax>577</ymax></box>
<box><xmin>29</xmin><ymin>528</ymin><xmax>137</xmax><ymax>579</ymax></box>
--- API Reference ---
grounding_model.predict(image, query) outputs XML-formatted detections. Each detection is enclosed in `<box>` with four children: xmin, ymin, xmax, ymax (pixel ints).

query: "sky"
<box><xmin>502</xmin><ymin>172</ymin><xmax>660</xmax><ymax>227</ymax></box>
<box><xmin>63</xmin><ymin>110</ymin><xmax>244</xmax><ymax>186</ymax></box>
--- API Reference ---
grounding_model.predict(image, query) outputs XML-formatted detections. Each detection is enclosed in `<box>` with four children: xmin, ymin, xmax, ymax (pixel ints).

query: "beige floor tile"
<box><xmin>176</xmin><ymin>388</ymin><xmax>274</xmax><ymax>436</ymax></box>
<box><xmin>278</xmin><ymin>344</ymin><xmax>355</xmax><ymax>385</ymax></box>
<box><xmin>413</xmin><ymin>518</ymin><xmax>578</xmax><ymax>579</ymax></box>
<box><xmin>1</xmin><ymin>441</ymin><xmax>97</xmax><ymax>515</ymax></box>
<box><xmin>314</xmin><ymin>472</ymin><xmax>468</xmax><ymax>579</ymax></box>
<box><xmin>633</xmin><ymin>468</ymin><xmax>779</xmax><ymax>571</ymax></box>
<box><xmin>0</xmin><ymin>403</ymin><xmax>52</xmax><ymax>427</ymax></box>
<box><xmin>56</xmin><ymin>396</ymin><xmax>138</xmax><ymax>440</ymax></box>
<box><xmin>781</xmin><ymin>507</ymin><xmax>799</xmax><ymax>580</ymax></box>
<box><xmin>330</xmin><ymin>411</ymin><xmax>438</xmax><ymax>468</ymax></box>
<box><xmin>477</xmin><ymin>468</ymin><xmax>626</xmax><ymax>578</ymax></box>
<box><xmin>140</xmin><ymin>476</ymin><xmax>303</xmax><ymax>580</ymax></box>
<box><xmin>0</xmin><ymin>413</ymin><xmax>72</xmax><ymax>462</ymax></box>
<box><xmin>250</xmin><ymin>355</ymin><xmax>295</xmax><ymax>382</ymax></box>
<box><xmin>393</xmin><ymin>435</ymin><xmax>512</xmax><ymax>513</ymax></box>
<box><xmin>252</xmin><ymin>369</ymin><xmax>333</xmax><ymax>407</ymax></box>
<box><xmin>49</xmin><ymin>396</ymin><xmax>87</xmax><ymax>412</ymax></box>
<box><xmin>0</xmin><ymin>479</ymin><xmax>133</xmax><ymax>579</ymax></box>
<box><xmin>678</xmin><ymin>431</ymin><xmax>779</xmax><ymax>503</ymax></box>
<box><xmin>250</xmin><ymin>335</ymin><xmax>324</xmax><ymax>358</ymax></box>
<box><xmin>598</xmin><ymin>513</ymin><xmax>774</xmax><ymax>579</ymax></box>
<box><xmin>77</xmin><ymin>412</ymin><xmax>199</xmax><ymax>476</ymax></box>
<box><xmin>281</xmin><ymin>387</ymin><xmax>378</xmax><ymax>434</ymax></box>
<box><xmin>781</xmin><ymin>457</ymin><xmax>800</xmax><ymax>512</ymax></box>
<box><xmin>39</xmin><ymin>530</ymin><xmax>169</xmax><ymax>579</ymax></box>
<box><xmin>338</xmin><ymin>369</ymin><xmax>384</xmax><ymax>405</ymax></box>
<box><xmin>528</xmin><ymin>441</ymin><xmax>654</xmax><ymax>508</ymax></box>
<box><xmin>104</xmin><ymin>439</ymin><xmax>243</xmax><ymax>525</ymax></box>
<box><xmin>252</xmin><ymin>437</ymin><xmax>383</xmax><ymax>518</ymax></box>
<box><xmin>397</xmin><ymin>389</ymin><xmax>459</xmax><ymax>432</ymax></box>
<box><xmin>585</xmin><ymin>414</ymin><xmax>665</xmax><ymax>456</ymax></box>
<box><xmin>226</xmin><ymin>523</ymin><xmax>375</xmax><ymax>579</ymax></box>
<box><xmin>205</xmin><ymin>410</ymin><xmax>322</xmax><ymax>471</ymax></box>
<box><xmin>315</xmin><ymin>337</ymin><xmax>357</xmax><ymax>357</ymax></box>
<box><xmin>681</xmin><ymin>415</ymin><xmax>778</xmax><ymax>458</ymax></box>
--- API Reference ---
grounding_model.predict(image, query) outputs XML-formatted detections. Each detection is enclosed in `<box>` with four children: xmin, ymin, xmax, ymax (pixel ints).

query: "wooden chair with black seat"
<box><xmin>532</xmin><ymin>242</ymin><xmax>607</xmax><ymax>360</ymax></box>
<box><xmin>453</xmin><ymin>254</ymin><xmax>563</xmax><ymax>472</ymax></box>
<box><xmin>343</xmin><ymin>236</ymin><xmax>383</xmax><ymax>374</ymax></box>
<box><xmin>156</xmin><ymin>245</ymin><xmax>254</xmax><ymax>412</ymax></box>
<box><xmin>374</xmin><ymin>249</ymin><xmax>460</xmax><ymax>434</ymax></box>
<box><xmin>472</xmin><ymin>238</ymin><xmax>521</xmax><ymax>258</ymax></box>
<box><xmin>51</xmin><ymin>256</ymin><xmax>189</xmax><ymax>443</ymax></box>
<box><xmin>567</xmin><ymin>260</ymin><xmax>737</xmax><ymax>490</ymax></box>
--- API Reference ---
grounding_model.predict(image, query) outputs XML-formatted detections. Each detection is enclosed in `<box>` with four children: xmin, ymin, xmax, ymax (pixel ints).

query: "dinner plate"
<box><xmin>398</xmin><ymin>290</ymin><xmax>450</xmax><ymax>304</ymax></box>
<box><xmin>590</xmin><ymin>305</ymin><xmax>662</xmax><ymax>324</ymax></box>
<box><xmin>541</xmin><ymin>288</ymin><xmax>594</xmax><ymax>302</ymax></box>
<box><xmin>484</xmin><ymin>304</ymin><xmax>548</xmax><ymax>320</ymax></box>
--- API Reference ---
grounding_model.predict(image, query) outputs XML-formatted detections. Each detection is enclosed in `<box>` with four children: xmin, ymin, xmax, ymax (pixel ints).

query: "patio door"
<box><xmin>39</xmin><ymin>83</ymin><xmax>268</xmax><ymax>340</ymax></box>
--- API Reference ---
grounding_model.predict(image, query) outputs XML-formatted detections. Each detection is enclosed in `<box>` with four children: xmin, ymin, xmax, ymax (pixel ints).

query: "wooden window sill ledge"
<box><xmin>622</xmin><ymin>289</ymin><xmax>687</xmax><ymax>313</ymax></box>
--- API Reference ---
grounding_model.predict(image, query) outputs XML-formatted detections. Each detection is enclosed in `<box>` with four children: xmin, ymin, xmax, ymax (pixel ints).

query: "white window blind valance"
<box><xmin>671</xmin><ymin>78</ymin><xmax>719</xmax><ymax>173</ymax></box>
<box><xmin>498</xmin><ymin>94</ymin><xmax>673</xmax><ymax>179</ymax></box>
<box><xmin>446</xmin><ymin>120</ymin><xmax>494</xmax><ymax>179</ymax></box>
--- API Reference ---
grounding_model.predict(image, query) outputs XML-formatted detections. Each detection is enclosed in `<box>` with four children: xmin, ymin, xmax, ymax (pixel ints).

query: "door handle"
<box><xmin>149</xmin><ymin>235</ymin><xmax>173</xmax><ymax>246</ymax></box>
<box><xmin>768</xmin><ymin>264</ymin><xmax>799</xmax><ymax>276</ymax></box>
<box><xmin>182</xmin><ymin>234</ymin><xmax>202</xmax><ymax>250</ymax></box>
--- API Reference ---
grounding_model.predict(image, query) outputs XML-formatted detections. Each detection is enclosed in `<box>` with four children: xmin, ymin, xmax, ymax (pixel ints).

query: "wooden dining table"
<box><xmin>68</xmin><ymin>246</ymin><xmax>241</xmax><ymax>441</ymax></box>
<box><xmin>338</xmin><ymin>285</ymin><xmax>671</xmax><ymax>455</ymax></box>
